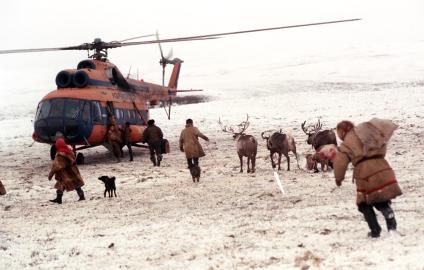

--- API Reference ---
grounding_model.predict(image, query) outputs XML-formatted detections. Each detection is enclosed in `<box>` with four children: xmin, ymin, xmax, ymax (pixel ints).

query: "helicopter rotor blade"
<box><xmin>0</xmin><ymin>46</ymin><xmax>83</xmax><ymax>54</ymax></box>
<box><xmin>156</xmin><ymin>31</ymin><xmax>167</xmax><ymax>86</ymax></box>
<box><xmin>118</xmin><ymin>34</ymin><xmax>156</xmax><ymax>43</ymax></box>
<box><xmin>0</xmin><ymin>19</ymin><xmax>360</xmax><ymax>55</ymax></box>
<box><xmin>166</xmin><ymin>48</ymin><xmax>173</xmax><ymax>60</ymax></box>
<box><xmin>162</xmin><ymin>68</ymin><xmax>165</xmax><ymax>86</ymax></box>
<box><xmin>119</xmin><ymin>18</ymin><xmax>361</xmax><ymax>47</ymax></box>
<box><xmin>156</xmin><ymin>31</ymin><xmax>165</xmax><ymax>59</ymax></box>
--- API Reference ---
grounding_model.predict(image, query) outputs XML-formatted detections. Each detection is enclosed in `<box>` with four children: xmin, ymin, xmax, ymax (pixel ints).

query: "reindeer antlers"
<box><xmin>218</xmin><ymin>117</ymin><xmax>235</xmax><ymax>133</ymax></box>
<box><xmin>218</xmin><ymin>114</ymin><xmax>250</xmax><ymax>135</ymax></box>
<box><xmin>302</xmin><ymin>119</ymin><xmax>323</xmax><ymax>134</ymax></box>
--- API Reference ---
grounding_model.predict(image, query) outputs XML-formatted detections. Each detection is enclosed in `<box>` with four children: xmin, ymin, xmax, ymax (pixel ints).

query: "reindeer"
<box><xmin>305</xmin><ymin>144</ymin><xmax>338</xmax><ymax>173</ymax></box>
<box><xmin>261</xmin><ymin>130</ymin><xmax>300</xmax><ymax>171</ymax></box>
<box><xmin>219</xmin><ymin>115</ymin><xmax>258</xmax><ymax>173</ymax></box>
<box><xmin>301</xmin><ymin>119</ymin><xmax>337</xmax><ymax>171</ymax></box>
<box><xmin>301</xmin><ymin>119</ymin><xmax>337</xmax><ymax>150</ymax></box>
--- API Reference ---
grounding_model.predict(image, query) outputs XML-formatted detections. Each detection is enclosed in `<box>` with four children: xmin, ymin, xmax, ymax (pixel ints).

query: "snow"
<box><xmin>1</xmin><ymin>3</ymin><xmax>424</xmax><ymax>267</ymax></box>
<box><xmin>1</xmin><ymin>79</ymin><xmax>424</xmax><ymax>269</ymax></box>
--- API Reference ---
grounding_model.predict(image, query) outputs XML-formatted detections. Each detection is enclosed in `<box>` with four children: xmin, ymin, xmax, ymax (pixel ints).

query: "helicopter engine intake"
<box><xmin>73</xmin><ymin>70</ymin><xmax>89</xmax><ymax>88</ymax></box>
<box><xmin>55</xmin><ymin>70</ymin><xmax>75</xmax><ymax>88</ymax></box>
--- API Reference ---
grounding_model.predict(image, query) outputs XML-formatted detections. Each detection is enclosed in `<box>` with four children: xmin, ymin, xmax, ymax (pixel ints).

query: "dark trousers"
<box><xmin>56</xmin><ymin>186</ymin><xmax>83</xmax><ymax>195</ymax></box>
<box><xmin>358</xmin><ymin>201</ymin><xmax>397</xmax><ymax>237</ymax></box>
<box><xmin>187</xmin><ymin>157</ymin><xmax>199</xmax><ymax>168</ymax></box>
<box><xmin>148</xmin><ymin>141</ymin><xmax>162</xmax><ymax>166</ymax></box>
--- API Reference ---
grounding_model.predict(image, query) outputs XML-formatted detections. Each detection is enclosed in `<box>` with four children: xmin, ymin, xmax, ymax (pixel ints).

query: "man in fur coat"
<box><xmin>48</xmin><ymin>138</ymin><xmax>85</xmax><ymax>204</ymax></box>
<box><xmin>334</xmin><ymin>118</ymin><xmax>402</xmax><ymax>238</ymax></box>
<box><xmin>179</xmin><ymin>118</ymin><xmax>209</xmax><ymax>168</ymax></box>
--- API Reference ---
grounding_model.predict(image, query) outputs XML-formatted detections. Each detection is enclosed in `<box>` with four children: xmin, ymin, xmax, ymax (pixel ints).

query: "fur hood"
<box><xmin>354</xmin><ymin>118</ymin><xmax>398</xmax><ymax>152</ymax></box>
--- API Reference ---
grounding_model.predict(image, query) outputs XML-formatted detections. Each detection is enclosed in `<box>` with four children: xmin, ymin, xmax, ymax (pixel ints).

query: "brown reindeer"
<box><xmin>301</xmin><ymin>120</ymin><xmax>337</xmax><ymax>171</ymax></box>
<box><xmin>219</xmin><ymin>115</ymin><xmax>258</xmax><ymax>173</ymax></box>
<box><xmin>301</xmin><ymin>119</ymin><xmax>337</xmax><ymax>150</ymax></box>
<box><xmin>305</xmin><ymin>144</ymin><xmax>338</xmax><ymax>173</ymax></box>
<box><xmin>261</xmin><ymin>130</ymin><xmax>300</xmax><ymax>171</ymax></box>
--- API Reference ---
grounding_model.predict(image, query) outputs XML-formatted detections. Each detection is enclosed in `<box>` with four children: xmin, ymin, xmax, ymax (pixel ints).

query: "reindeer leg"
<box><xmin>278</xmin><ymin>153</ymin><xmax>282</xmax><ymax>171</ymax></box>
<box><xmin>252</xmin><ymin>156</ymin><xmax>256</xmax><ymax>173</ymax></box>
<box><xmin>294</xmin><ymin>151</ymin><xmax>301</xmax><ymax>169</ymax></box>
<box><xmin>247</xmin><ymin>157</ymin><xmax>251</xmax><ymax>173</ymax></box>
<box><xmin>239</xmin><ymin>154</ymin><xmax>243</xmax><ymax>173</ymax></box>
<box><xmin>323</xmin><ymin>161</ymin><xmax>328</xmax><ymax>172</ymax></box>
<box><xmin>270</xmin><ymin>153</ymin><xmax>275</xmax><ymax>169</ymax></box>
<box><xmin>314</xmin><ymin>162</ymin><xmax>319</xmax><ymax>173</ymax></box>
<box><xmin>284</xmin><ymin>153</ymin><xmax>290</xmax><ymax>171</ymax></box>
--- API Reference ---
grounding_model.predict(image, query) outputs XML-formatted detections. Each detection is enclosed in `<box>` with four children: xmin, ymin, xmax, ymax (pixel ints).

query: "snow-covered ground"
<box><xmin>1</xmin><ymin>77</ymin><xmax>424</xmax><ymax>269</ymax></box>
<box><xmin>1</xmin><ymin>2</ymin><xmax>424</xmax><ymax>266</ymax></box>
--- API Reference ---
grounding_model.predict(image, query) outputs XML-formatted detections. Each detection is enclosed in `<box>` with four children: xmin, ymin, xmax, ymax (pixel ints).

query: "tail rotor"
<box><xmin>156</xmin><ymin>31</ymin><xmax>173</xmax><ymax>86</ymax></box>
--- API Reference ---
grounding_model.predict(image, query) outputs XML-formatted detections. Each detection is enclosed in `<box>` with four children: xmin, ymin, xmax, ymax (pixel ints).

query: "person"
<box><xmin>142</xmin><ymin>119</ymin><xmax>163</xmax><ymax>166</ymax></box>
<box><xmin>107</xmin><ymin>114</ymin><xmax>123</xmax><ymax>162</ymax></box>
<box><xmin>179</xmin><ymin>118</ymin><xmax>209</xmax><ymax>168</ymax></box>
<box><xmin>48</xmin><ymin>138</ymin><xmax>85</xmax><ymax>204</ymax></box>
<box><xmin>122</xmin><ymin>122</ymin><xmax>133</xmax><ymax>161</ymax></box>
<box><xmin>333</xmin><ymin>118</ymin><xmax>402</xmax><ymax>238</ymax></box>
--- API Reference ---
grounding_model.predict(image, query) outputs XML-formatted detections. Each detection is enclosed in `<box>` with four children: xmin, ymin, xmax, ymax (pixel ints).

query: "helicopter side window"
<box><xmin>125</xmin><ymin>109</ymin><xmax>131</xmax><ymax>121</ymax></box>
<box><xmin>129</xmin><ymin>110</ymin><xmax>135</xmax><ymax>122</ymax></box>
<box><xmin>82</xmin><ymin>102</ymin><xmax>90</xmax><ymax>123</ymax></box>
<box><xmin>91</xmin><ymin>101</ymin><xmax>102</xmax><ymax>124</ymax></box>
<box><xmin>135</xmin><ymin>110</ymin><xmax>147</xmax><ymax>125</ymax></box>
<box><xmin>49</xmin><ymin>99</ymin><xmax>65</xmax><ymax>117</ymax></box>
<box><xmin>65</xmin><ymin>99</ymin><xmax>81</xmax><ymax>119</ymax></box>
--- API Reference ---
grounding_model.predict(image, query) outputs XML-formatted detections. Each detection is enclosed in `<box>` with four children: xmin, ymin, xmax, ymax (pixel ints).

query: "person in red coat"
<box><xmin>48</xmin><ymin>138</ymin><xmax>85</xmax><ymax>204</ymax></box>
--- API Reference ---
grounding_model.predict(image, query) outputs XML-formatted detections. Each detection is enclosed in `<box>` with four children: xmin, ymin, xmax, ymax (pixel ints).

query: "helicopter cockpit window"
<box><xmin>65</xmin><ymin>99</ymin><xmax>81</xmax><ymax>119</ymax></box>
<box><xmin>82</xmin><ymin>102</ymin><xmax>90</xmax><ymax>123</ymax></box>
<box><xmin>49</xmin><ymin>99</ymin><xmax>65</xmax><ymax>117</ymax></box>
<box><xmin>91</xmin><ymin>101</ymin><xmax>102</xmax><ymax>124</ymax></box>
<box><xmin>35</xmin><ymin>101</ymin><xmax>47</xmax><ymax>120</ymax></box>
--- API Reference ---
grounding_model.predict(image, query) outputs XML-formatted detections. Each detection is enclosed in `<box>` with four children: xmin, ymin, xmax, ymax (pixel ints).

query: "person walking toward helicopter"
<box><xmin>122</xmin><ymin>121</ymin><xmax>133</xmax><ymax>161</ymax></box>
<box><xmin>142</xmin><ymin>119</ymin><xmax>164</xmax><ymax>166</ymax></box>
<box><xmin>333</xmin><ymin>118</ymin><xmax>402</xmax><ymax>238</ymax></box>
<box><xmin>107</xmin><ymin>114</ymin><xmax>123</xmax><ymax>162</ymax></box>
<box><xmin>48</xmin><ymin>137</ymin><xmax>85</xmax><ymax>204</ymax></box>
<box><xmin>179</xmin><ymin>118</ymin><xmax>209</xmax><ymax>168</ymax></box>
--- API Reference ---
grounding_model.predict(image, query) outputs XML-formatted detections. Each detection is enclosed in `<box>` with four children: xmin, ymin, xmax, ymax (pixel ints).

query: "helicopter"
<box><xmin>0</xmin><ymin>19</ymin><xmax>360</xmax><ymax>164</ymax></box>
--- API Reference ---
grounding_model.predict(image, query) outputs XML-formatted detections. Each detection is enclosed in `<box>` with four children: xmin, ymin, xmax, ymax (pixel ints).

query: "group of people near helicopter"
<box><xmin>45</xmin><ymin>117</ymin><xmax>402</xmax><ymax>239</ymax></box>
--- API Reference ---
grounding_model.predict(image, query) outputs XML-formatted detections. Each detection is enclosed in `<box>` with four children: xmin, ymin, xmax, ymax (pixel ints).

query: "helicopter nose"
<box><xmin>34</xmin><ymin>118</ymin><xmax>84</xmax><ymax>143</ymax></box>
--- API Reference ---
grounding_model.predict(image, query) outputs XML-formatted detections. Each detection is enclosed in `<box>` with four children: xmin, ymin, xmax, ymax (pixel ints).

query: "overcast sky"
<box><xmin>0</xmin><ymin>0</ymin><xmax>423</xmax><ymax>93</ymax></box>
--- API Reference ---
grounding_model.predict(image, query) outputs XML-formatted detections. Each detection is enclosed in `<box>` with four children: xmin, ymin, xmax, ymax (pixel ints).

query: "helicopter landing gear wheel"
<box><xmin>50</xmin><ymin>145</ymin><xmax>56</xmax><ymax>160</ymax></box>
<box><xmin>76</xmin><ymin>153</ymin><xmax>85</xmax><ymax>165</ymax></box>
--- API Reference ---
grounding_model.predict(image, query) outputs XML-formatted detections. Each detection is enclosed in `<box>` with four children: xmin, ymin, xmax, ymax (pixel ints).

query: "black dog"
<box><xmin>98</xmin><ymin>176</ymin><xmax>117</xmax><ymax>197</ymax></box>
<box><xmin>189</xmin><ymin>165</ymin><xmax>201</xmax><ymax>183</ymax></box>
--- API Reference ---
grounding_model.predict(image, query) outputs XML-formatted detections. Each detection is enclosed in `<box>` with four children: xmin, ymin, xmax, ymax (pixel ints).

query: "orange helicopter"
<box><xmin>0</xmin><ymin>19</ymin><xmax>360</xmax><ymax>164</ymax></box>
